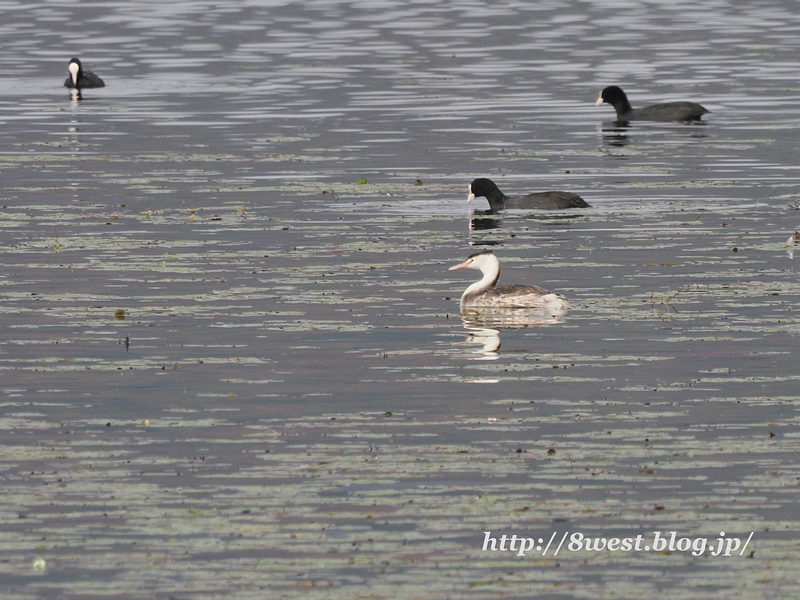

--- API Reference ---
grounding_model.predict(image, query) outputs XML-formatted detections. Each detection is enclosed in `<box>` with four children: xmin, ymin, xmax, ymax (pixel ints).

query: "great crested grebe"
<box><xmin>64</xmin><ymin>58</ymin><xmax>105</xmax><ymax>90</ymax></box>
<box><xmin>468</xmin><ymin>178</ymin><xmax>589</xmax><ymax>212</ymax></box>
<box><xmin>595</xmin><ymin>86</ymin><xmax>708</xmax><ymax>123</ymax></box>
<box><xmin>449</xmin><ymin>250</ymin><xmax>568</xmax><ymax>310</ymax></box>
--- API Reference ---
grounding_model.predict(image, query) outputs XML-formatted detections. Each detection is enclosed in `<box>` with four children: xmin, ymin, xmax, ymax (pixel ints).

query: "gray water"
<box><xmin>1</xmin><ymin>1</ymin><xmax>800</xmax><ymax>598</ymax></box>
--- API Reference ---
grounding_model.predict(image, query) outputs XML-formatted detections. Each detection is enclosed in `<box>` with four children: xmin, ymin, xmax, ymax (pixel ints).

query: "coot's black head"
<box><xmin>468</xmin><ymin>178</ymin><xmax>500</xmax><ymax>199</ymax></box>
<box><xmin>596</xmin><ymin>86</ymin><xmax>632</xmax><ymax>112</ymax></box>
<box><xmin>67</xmin><ymin>58</ymin><xmax>82</xmax><ymax>85</ymax></box>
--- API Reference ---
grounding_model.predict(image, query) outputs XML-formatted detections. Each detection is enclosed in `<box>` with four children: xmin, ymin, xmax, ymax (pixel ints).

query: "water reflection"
<box><xmin>461</xmin><ymin>306</ymin><xmax>567</xmax><ymax>329</ymax></box>
<box><xmin>454</xmin><ymin>305</ymin><xmax>568</xmax><ymax>360</ymax></box>
<box><xmin>787</xmin><ymin>231</ymin><xmax>800</xmax><ymax>259</ymax></box>
<box><xmin>600</xmin><ymin>122</ymin><xmax>632</xmax><ymax>147</ymax></box>
<box><xmin>469</xmin><ymin>211</ymin><xmax>501</xmax><ymax>231</ymax></box>
<box><xmin>456</xmin><ymin>326</ymin><xmax>502</xmax><ymax>360</ymax></box>
<box><xmin>470</xmin><ymin>210</ymin><xmax>589</xmax><ymax>230</ymax></box>
<box><xmin>598</xmin><ymin>120</ymin><xmax>711</xmax><ymax>148</ymax></box>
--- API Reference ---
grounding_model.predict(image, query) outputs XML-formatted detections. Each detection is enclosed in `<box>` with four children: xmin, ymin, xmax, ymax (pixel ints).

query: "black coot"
<box><xmin>468</xmin><ymin>178</ymin><xmax>589</xmax><ymax>211</ymax></box>
<box><xmin>596</xmin><ymin>86</ymin><xmax>708</xmax><ymax>122</ymax></box>
<box><xmin>64</xmin><ymin>58</ymin><xmax>105</xmax><ymax>90</ymax></box>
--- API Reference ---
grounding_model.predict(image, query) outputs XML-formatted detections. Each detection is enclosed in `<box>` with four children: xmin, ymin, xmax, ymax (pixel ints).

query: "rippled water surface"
<box><xmin>2</xmin><ymin>1</ymin><xmax>800</xmax><ymax>598</ymax></box>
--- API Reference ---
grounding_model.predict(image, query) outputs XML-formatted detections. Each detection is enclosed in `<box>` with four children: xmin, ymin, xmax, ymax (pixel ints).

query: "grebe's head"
<box><xmin>449</xmin><ymin>250</ymin><xmax>499</xmax><ymax>273</ymax></box>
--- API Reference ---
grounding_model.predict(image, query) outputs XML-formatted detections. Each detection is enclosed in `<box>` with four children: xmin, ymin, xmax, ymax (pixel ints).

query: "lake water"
<box><xmin>1</xmin><ymin>1</ymin><xmax>800</xmax><ymax>598</ymax></box>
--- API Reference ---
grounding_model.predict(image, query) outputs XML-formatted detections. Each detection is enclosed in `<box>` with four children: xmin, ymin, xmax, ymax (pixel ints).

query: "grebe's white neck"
<box><xmin>449</xmin><ymin>250</ymin><xmax>500</xmax><ymax>301</ymax></box>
